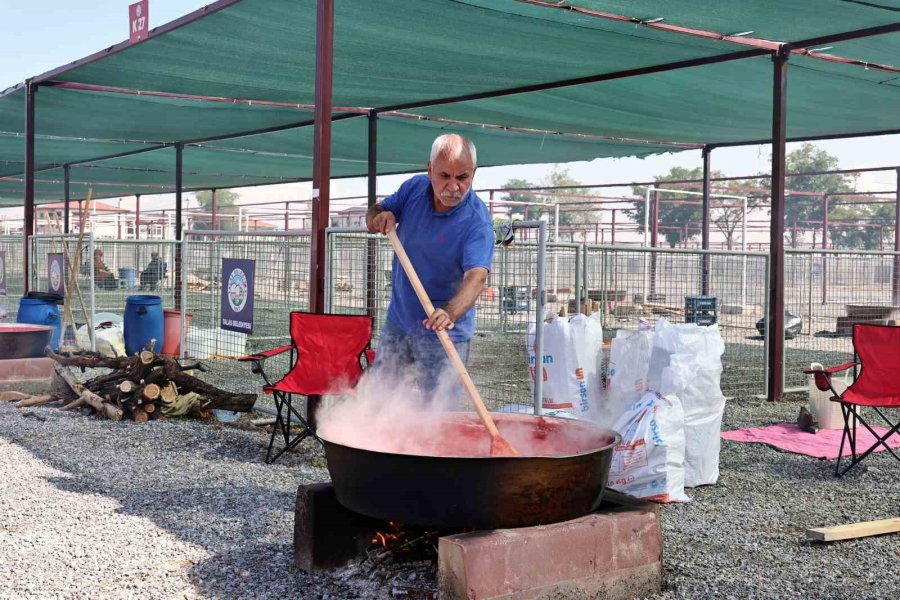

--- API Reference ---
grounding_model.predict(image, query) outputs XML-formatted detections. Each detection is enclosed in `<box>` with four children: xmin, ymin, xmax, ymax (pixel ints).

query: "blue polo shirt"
<box><xmin>381</xmin><ymin>174</ymin><xmax>494</xmax><ymax>342</ymax></box>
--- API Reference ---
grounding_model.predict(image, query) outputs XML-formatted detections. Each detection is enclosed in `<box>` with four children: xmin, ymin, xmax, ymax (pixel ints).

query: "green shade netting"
<box><xmin>414</xmin><ymin>54</ymin><xmax>900</xmax><ymax>144</ymax></box>
<box><xmin>50</xmin><ymin>0</ymin><xmax>749</xmax><ymax>107</ymax></box>
<box><xmin>0</xmin><ymin>115</ymin><xmax>677</xmax><ymax>204</ymax></box>
<box><xmin>1</xmin><ymin>0</ymin><xmax>899</xmax><ymax>203</ymax></box>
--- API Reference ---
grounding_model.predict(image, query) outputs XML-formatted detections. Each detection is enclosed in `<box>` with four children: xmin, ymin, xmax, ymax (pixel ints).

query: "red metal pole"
<box><xmin>610</xmin><ymin>209</ymin><xmax>616</xmax><ymax>245</ymax></box>
<box><xmin>821</xmin><ymin>194</ymin><xmax>828</xmax><ymax>304</ymax></box>
<box><xmin>23</xmin><ymin>80</ymin><xmax>36</xmax><ymax>294</ymax></box>
<box><xmin>135</xmin><ymin>195</ymin><xmax>141</xmax><ymax>239</ymax></box>
<box><xmin>284</xmin><ymin>201</ymin><xmax>290</xmax><ymax>230</ymax></box>
<box><xmin>767</xmin><ymin>49</ymin><xmax>789</xmax><ymax>403</ymax></box>
<box><xmin>211</xmin><ymin>189</ymin><xmax>217</xmax><ymax>230</ymax></box>
<box><xmin>893</xmin><ymin>168</ymin><xmax>900</xmax><ymax>305</ymax></box>
<box><xmin>309</xmin><ymin>0</ymin><xmax>335</xmax><ymax>314</ymax></box>
<box><xmin>701</xmin><ymin>147</ymin><xmax>711</xmax><ymax>294</ymax></box>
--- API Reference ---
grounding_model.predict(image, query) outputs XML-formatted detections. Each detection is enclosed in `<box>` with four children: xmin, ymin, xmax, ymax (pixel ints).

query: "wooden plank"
<box><xmin>806</xmin><ymin>517</ymin><xmax>900</xmax><ymax>542</ymax></box>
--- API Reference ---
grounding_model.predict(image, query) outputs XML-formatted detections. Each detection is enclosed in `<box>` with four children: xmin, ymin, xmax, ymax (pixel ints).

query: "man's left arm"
<box><xmin>424</xmin><ymin>267</ymin><xmax>488</xmax><ymax>332</ymax></box>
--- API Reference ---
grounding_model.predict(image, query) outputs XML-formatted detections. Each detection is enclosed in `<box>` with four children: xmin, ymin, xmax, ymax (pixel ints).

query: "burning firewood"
<box><xmin>43</xmin><ymin>345</ymin><xmax>255</xmax><ymax>422</ymax></box>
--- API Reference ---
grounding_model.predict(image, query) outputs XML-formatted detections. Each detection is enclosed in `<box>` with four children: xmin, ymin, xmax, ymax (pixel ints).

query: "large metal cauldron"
<box><xmin>321</xmin><ymin>412</ymin><xmax>620</xmax><ymax>529</ymax></box>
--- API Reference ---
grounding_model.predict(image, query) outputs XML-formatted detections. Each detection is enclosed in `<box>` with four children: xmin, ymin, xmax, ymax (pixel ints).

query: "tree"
<box><xmin>627</xmin><ymin>167</ymin><xmax>761</xmax><ymax>249</ymax></box>
<box><xmin>498</xmin><ymin>167</ymin><xmax>598</xmax><ymax>235</ymax></box>
<box><xmin>498</xmin><ymin>178</ymin><xmax>539</xmax><ymax>219</ymax></box>
<box><xmin>193</xmin><ymin>189</ymin><xmax>240</xmax><ymax>230</ymax></box>
<box><xmin>828</xmin><ymin>201</ymin><xmax>894</xmax><ymax>250</ymax></box>
<box><xmin>770</xmin><ymin>143</ymin><xmax>858</xmax><ymax>247</ymax></box>
<box><xmin>540</xmin><ymin>166</ymin><xmax>597</xmax><ymax>227</ymax></box>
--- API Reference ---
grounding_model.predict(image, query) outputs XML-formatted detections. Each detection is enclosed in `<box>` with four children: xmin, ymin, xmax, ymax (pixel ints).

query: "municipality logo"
<box><xmin>50</xmin><ymin>260</ymin><xmax>61</xmax><ymax>291</ymax></box>
<box><xmin>227</xmin><ymin>268</ymin><xmax>249</xmax><ymax>313</ymax></box>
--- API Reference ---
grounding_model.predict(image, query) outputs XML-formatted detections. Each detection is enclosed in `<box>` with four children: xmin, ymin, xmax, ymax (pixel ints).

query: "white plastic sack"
<box><xmin>604</xmin><ymin>326</ymin><xmax>654</xmax><ymax>427</ymax></box>
<box><xmin>526</xmin><ymin>313</ymin><xmax>604</xmax><ymax>419</ymax></box>
<box><xmin>75</xmin><ymin>323</ymin><xmax>126</xmax><ymax>358</ymax></box>
<box><xmin>650</xmin><ymin>318</ymin><xmax>726</xmax><ymax>487</ymax></box>
<box><xmin>607</xmin><ymin>391</ymin><xmax>689</xmax><ymax>503</ymax></box>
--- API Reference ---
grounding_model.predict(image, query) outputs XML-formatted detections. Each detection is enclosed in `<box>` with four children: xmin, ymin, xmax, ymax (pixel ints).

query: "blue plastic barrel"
<box><xmin>118</xmin><ymin>267</ymin><xmax>137</xmax><ymax>290</ymax></box>
<box><xmin>124</xmin><ymin>295</ymin><xmax>164</xmax><ymax>356</ymax></box>
<box><xmin>17</xmin><ymin>297</ymin><xmax>61</xmax><ymax>350</ymax></box>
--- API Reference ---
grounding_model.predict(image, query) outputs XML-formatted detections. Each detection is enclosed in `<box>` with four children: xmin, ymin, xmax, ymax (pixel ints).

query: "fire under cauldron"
<box><xmin>320</xmin><ymin>412</ymin><xmax>620</xmax><ymax>529</ymax></box>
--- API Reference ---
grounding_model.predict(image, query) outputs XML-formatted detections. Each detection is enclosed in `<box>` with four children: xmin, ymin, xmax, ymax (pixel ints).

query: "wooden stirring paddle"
<box><xmin>386</xmin><ymin>228</ymin><xmax>520</xmax><ymax>457</ymax></box>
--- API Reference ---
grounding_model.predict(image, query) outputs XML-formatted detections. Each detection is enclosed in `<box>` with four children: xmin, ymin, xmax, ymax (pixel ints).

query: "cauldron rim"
<box><xmin>318</xmin><ymin>411</ymin><xmax>620</xmax><ymax>460</ymax></box>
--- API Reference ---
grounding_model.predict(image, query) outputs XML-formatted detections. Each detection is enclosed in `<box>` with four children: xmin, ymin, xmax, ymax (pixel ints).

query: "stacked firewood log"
<box><xmin>0</xmin><ymin>343</ymin><xmax>255</xmax><ymax>422</ymax></box>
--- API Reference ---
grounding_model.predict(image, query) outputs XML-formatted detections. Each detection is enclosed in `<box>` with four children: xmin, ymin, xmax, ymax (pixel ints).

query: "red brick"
<box><xmin>438</xmin><ymin>502</ymin><xmax>661</xmax><ymax>600</ymax></box>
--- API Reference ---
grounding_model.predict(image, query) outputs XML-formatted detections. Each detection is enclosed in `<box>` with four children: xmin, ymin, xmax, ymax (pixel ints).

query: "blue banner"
<box><xmin>221</xmin><ymin>258</ymin><xmax>255</xmax><ymax>334</ymax></box>
<box><xmin>48</xmin><ymin>253</ymin><xmax>65</xmax><ymax>296</ymax></box>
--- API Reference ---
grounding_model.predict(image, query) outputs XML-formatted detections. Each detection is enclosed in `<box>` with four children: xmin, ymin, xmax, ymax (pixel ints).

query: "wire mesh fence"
<box><xmin>326</xmin><ymin>224</ymin><xmax>548</xmax><ymax>410</ymax></box>
<box><xmin>90</xmin><ymin>239</ymin><xmax>178</xmax><ymax>313</ymax></box>
<box><xmin>584</xmin><ymin>246</ymin><xmax>770</xmax><ymax>398</ymax></box>
<box><xmin>0</xmin><ymin>236</ymin><xmax>25</xmax><ymax>320</ymax></box>
<box><xmin>29</xmin><ymin>234</ymin><xmax>96</xmax><ymax>345</ymax></box>
<box><xmin>181</xmin><ymin>230</ymin><xmax>312</xmax><ymax>359</ymax></box>
<box><xmin>782</xmin><ymin>249</ymin><xmax>900</xmax><ymax>391</ymax></box>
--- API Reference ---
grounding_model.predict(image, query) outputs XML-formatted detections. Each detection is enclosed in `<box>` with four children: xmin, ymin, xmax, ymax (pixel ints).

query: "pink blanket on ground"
<box><xmin>721</xmin><ymin>423</ymin><xmax>900</xmax><ymax>460</ymax></box>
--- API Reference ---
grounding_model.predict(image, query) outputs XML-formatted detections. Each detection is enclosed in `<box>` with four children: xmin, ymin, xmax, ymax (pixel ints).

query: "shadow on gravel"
<box><xmin>0</xmin><ymin>405</ymin><xmax>339</xmax><ymax>598</ymax></box>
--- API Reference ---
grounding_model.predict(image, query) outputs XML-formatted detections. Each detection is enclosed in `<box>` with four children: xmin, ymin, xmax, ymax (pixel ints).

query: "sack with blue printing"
<box><xmin>607</xmin><ymin>390</ymin><xmax>689</xmax><ymax>503</ymax></box>
<box><xmin>526</xmin><ymin>313</ymin><xmax>603</xmax><ymax>419</ymax></box>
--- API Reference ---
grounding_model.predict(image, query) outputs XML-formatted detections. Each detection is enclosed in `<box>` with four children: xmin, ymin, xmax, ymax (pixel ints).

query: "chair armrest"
<box><xmin>804</xmin><ymin>362</ymin><xmax>856</xmax><ymax>396</ymax></box>
<box><xmin>803</xmin><ymin>361</ymin><xmax>856</xmax><ymax>375</ymax></box>
<box><xmin>238</xmin><ymin>344</ymin><xmax>293</xmax><ymax>362</ymax></box>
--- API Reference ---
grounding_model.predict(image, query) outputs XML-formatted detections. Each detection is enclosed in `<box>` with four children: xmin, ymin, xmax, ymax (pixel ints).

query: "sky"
<box><xmin>3</xmin><ymin>0</ymin><xmax>900</xmax><ymax>234</ymax></box>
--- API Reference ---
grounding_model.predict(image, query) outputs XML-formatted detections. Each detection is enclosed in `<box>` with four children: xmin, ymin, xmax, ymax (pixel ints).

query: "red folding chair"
<box><xmin>240</xmin><ymin>312</ymin><xmax>373</xmax><ymax>464</ymax></box>
<box><xmin>806</xmin><ymin>323</ymin><xmax>900</xmax><ymax>476</ymax></box>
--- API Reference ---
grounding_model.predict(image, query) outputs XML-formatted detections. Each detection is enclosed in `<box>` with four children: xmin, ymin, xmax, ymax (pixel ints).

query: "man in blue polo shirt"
<box><xmin>367</xmin><ymin>134</ymin><xmax>495</xmax><ymax>395</ymax></box>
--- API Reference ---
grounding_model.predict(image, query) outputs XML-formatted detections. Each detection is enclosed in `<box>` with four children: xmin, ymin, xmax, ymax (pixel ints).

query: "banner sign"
<box><xmin>0</xmin><ymin>251</ymin><xmax>6</xmax><ymax>295</ymax></box>
<box><xmin>221</xmin><ymin>258</ymin><xmax>255</xmax><ymax>334</ymax></box>
<box><xmin>48</xmin><ymin>253</ymin><xmax>64</xmax><ymax>296</ymax></box>
<box><xmin>129</xmin><ymin>0</ymin><xmax>149</xmax><ymax>44</ymax></box>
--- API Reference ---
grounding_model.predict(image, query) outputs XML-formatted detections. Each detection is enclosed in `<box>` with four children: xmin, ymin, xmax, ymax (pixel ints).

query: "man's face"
<box><xmin>428</xmin><ymin>153</ymin><xmax>475</xmax><ymax>212</ymax></box>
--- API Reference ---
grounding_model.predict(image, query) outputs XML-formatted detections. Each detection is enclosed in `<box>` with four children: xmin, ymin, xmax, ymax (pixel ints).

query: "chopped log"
<box><xmin>52</xmin><ymin>372</ymin><xmax>79</xmax><ymax>403</ymax></box>
<box><xmin>143</xmin><ymin>383</ymin><xmax>161</xmax><ymax>401</ymax></box>
<box><xmin>159</xmin><ymin>357</ymin><xmax>255</xmax><ymax>412</ymax></box>
<box><xmin>60</xmin><ymin>397</ymin><xmax>87</xmax><ymax>411</ymax></box>
<box><xmin>53</xmin><ymin>365</ymin><xmax>123</xmax><ymax>421</ymax></box>
<box><xmin>46</xmin><ymin>347</ymin><xmax>133</xmax><ymax>370</ymax></box>
<box><xmin>160</xmin><ymin>382</ymin><xmax>178</xmax><ymax>404</ymax></box>
<box><xmin>118</xmin><ymin>380</ymin><xmax>137</xmax><ymax>394</ymax></box>
<box><xmin>15</xmin><ymin>395</ymin><xmax>59</xmax><ymax>408</ymax></box>
<box><xmin>140</xmin><ymin>350</ymin><xmax>156</xmax><ymax>365</ymax></box>
<box><xmin>143</xmin><ymin>402</ymin><xmax>157</xmax><ymax>414</ymax></box>
<box><xmin>133</xmin><ymin>408</ymin><xmax>150</xmax><ymax>423</ymax></box>
<box><xmin>0</xmin><ymin>391</ymin><xmax>30</xmax><ymax>402</ymax></box>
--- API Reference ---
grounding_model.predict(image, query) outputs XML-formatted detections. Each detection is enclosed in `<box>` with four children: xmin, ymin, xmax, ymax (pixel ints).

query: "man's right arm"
<box><xmin>367</xmin><ymin>204</ymin><xmax>396</xmax><ymax>234</ymax></box>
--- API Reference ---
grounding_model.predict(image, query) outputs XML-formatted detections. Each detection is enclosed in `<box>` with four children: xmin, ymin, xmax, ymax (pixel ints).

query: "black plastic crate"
<box><xmin>684</xmin><ymin>295</ymin><xmax>717</xmax><ymax>312</ymax></box>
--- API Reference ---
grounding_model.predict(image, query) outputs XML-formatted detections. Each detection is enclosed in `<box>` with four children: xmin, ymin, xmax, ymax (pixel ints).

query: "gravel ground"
<box><xmin>0</xmin><ymin>391</ymin><xmax>897</xmax><ymax>599</ymax></box>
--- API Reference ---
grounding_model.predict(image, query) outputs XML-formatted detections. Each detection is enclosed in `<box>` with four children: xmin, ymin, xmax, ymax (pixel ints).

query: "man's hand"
<box><xmin>367</xmin><ymin>207</ymin><xmax>396</xmax><ymax>235</ymax></box>
<box><xmin>423</xmin><ymin>307</ymin><xmax>455</xmax><ymax>332</ymax></box>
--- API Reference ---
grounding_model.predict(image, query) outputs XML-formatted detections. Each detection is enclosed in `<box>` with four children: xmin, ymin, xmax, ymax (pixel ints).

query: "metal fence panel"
<box><xmin>584</xmin><ymin>245</ymin><xmax>770</xmax><ymax>398</ymax></box>
<box><xmin>325</xmin><ymin>224</ymin><xmax>549</xmax><ymax>411</ymax></box>
<box><xmin>90</xmin><ymin>239</ymin><xmax>178</xmax><ymax>313</ymax></box>
<box><xmin>782</xmin><ymin>249</ymin><xmax>900</xmax><ymax>391</ymax></box>
<box><xmin>29</xmin><ymin>234</ymin><xmax>96</xmax><ymax>347</ymax></box>
<box><xmin>0</xmin><ymin>236</ymin><xmax>25</xmax><ymax>320</ymax></box>
<box><xmin>181</xmin><ymin>231</ymin><xmax>312</xmax><ymax>360</ymax></box>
